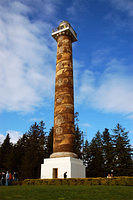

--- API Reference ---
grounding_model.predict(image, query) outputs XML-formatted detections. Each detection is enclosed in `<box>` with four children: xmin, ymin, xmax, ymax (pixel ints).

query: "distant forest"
<box><xmin>0</xmin><ymin>112</ymin><xmax>132</xmax><ymax>179</ymax></box>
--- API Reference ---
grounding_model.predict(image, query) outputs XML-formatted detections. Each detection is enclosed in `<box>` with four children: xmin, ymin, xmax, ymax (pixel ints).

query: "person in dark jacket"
<box><xmin>64</xmin><ymin>172</ymin><xmax>67</xmax><ymax>178</ymax></box>
<box><xmin>1</xmin><ymin>172</ymin><xmax>6</xmax><ymax>186</ymax></box>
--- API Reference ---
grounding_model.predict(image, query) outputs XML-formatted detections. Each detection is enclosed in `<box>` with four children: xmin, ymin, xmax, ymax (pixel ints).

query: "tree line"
<box><xmin>0</xmin><ymin>113</ymin><xmax>132</xmax><ymax>179</ymax></box>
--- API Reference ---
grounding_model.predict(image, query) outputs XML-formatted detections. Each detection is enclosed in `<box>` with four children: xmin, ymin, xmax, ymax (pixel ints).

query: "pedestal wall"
<box><xmin>41</xmin><ymin>157</ymin><xmax>86</xmax><ymax>179</ymax></box>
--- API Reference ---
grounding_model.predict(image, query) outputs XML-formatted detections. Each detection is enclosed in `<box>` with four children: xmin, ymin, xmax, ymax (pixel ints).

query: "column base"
<box><xmin>50</xmin><ymin>152</ymin><xmax>78</xmax><ymax>158</ymax></box>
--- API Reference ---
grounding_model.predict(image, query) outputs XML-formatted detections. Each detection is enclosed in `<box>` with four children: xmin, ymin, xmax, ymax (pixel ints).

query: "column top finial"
<box><xmin>59</xmin><ymin>21</ymin><xmax>70</xmax><ymax>26</ymax></box>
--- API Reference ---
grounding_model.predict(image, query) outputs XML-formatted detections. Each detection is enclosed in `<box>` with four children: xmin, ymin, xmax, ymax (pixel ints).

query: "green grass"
<box><xmin>0</xmin><ymin>185</ymin><xmax>133</xmax><ymax>200</ymax></box>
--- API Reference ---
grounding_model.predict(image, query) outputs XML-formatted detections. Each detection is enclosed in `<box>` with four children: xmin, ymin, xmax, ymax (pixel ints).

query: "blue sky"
<box><xmin>0</xmin><ymin>0</ymin><xmax>133</xmax><ymax>144</ymax></box>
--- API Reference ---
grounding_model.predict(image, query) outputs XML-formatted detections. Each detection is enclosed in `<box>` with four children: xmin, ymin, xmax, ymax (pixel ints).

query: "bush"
<box><xmin>19</xmin><ymin>177</ymin><xmax>133</xmax><ymax>186</ymax></box>
<box><xmin>83</xmin><ymin>178</ymin><xmax>92</xmax><ymax>186</ymax></box>
<box><xmin>91</xmin><ymin>178</ymin><xmax>101</xmax><ymax>185</ymax></box>
<box><xmin>12</xmin><ymin>181</ymin><xmax>23</xmax><ymax>186</ymax></box>
<box><xmin>100</xmin><ymin>178</ymin><xmax>108</xmax><ymax>185</ymax></box>
<box><xmin>124</xmin><ymin>177</ymin><xmax>133</xmax><ymax>186</ymax></box>
<box><xmin>108</xmin><ymin>178</ymin><xmax>118</xmax><ymax>186</ymax></box>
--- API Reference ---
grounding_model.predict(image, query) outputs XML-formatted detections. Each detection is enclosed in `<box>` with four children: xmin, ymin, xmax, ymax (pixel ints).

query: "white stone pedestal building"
<box><xmin>41</xmin><ymin>157</ymin><xmax>85</xmax><ymax>179</ymax></box>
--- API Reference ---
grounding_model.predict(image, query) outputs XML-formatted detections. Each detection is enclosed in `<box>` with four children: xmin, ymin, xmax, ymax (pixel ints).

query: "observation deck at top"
<box><xmin>52</xmin><ymin>21</ymin><xmax>77</xmax><ymax>43</ymax></box>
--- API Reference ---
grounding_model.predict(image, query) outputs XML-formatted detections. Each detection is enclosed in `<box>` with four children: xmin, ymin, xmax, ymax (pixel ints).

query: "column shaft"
<box><xmin>53</xmin><ymin>35</ymin><xmax>75</xmax><ymax>153</ymax></box>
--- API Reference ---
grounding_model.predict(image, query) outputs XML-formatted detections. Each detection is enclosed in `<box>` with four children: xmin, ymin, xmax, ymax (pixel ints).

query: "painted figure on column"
<box><xmin>50</xmin><ymin>21</ymin><xmax>78</xmax><ymax>158</ymax></box>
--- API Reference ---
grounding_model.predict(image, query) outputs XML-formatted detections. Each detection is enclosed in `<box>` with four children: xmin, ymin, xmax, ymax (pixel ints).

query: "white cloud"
<box><xmin>91</xmin><ymin>49</ymin><xmax>111</xmax><ymax>67</ymax></box>
<box><xmin>93</xmin><ymin>75</ymin><xmax>133</xmax><ymax>113</ymax></box>
<box><xmin>81</xmin><ymin>123</ymin><xmax>91</xmax><ymax>128</ymax></box>
<box><xmin>77</xmin><ymin>58</ymin><xmax>133</xmax><ymax>114</ymax></box>
<box><xmin>0</xmin><ymin>134</ymin><xmax>5</xmax><ymax>144</ymax></box>
<box><xmin>67</xmin><ymin>0</ymin><xmax>89</xmax><ymax>17</ymax></box>
<box><xmin>29</xmin><ymin>117</ymin><xmax>43</xmax><ymax>122</ymax></box>
<box><xmin>102</xmin><ymin>0</ymin><xmax>133</xmax><ymax>32</ymax></box>
<box><xmin>110</xmin><ymin>0</ymin><xmax>133</xmax><ymax>17</ymax></box>
<box><xmin>0</xmin><ymin>1</ymin><xmax>56</xmax><ymax>113</ymax></box>
<box><xmin>127</xmin><ymin>115</ymin><xmax>133</xmax><ymax>119</ymax></box>
<box><xmin>77</xmin><ymin>69</ymin><xmax>95</xmax><ymax>104</ymax></box>
<box><xmin>0</xmin><ymin>130</ymin><xmax>22</xmax><ymax>144</ymax></box>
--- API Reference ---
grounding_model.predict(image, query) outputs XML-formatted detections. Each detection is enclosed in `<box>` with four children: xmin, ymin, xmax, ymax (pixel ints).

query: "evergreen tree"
<box><xmin>113</xmin><ymin>123</ymin><xmax>133</xmax><ymax>176</ymax></box>
<box><xmin>87</xmin><ymin>131</ymin><xmax>104</xmax><ymax>177</ymax></box>
<box><xmin>0</xmin><ymin>147</ymin><xmax>1</xmax><ymax>171</ymax></box>
<box><xmin>16</xmin><ymin>121</ymin><xmax>47</xmax><ymax>179</ymax></box>
<box><xmin>0</xmin><ymin>134</ymin><xmax>14</xmax><ymax>171</ymax></box>
<box><xmin>102</xmin><ymin>128</ymin><xmax>114</xmax><ymax>176</ymax></box>
<box><xmin>73</xmin><ymin>112</ymin><xmax>84</xmax><ymax>159</ymax></box>
<box><xmin>13</xmin><ymin>133</ymin><xmax>29</xmax><ymax>177</ymax></box>
<box><xmin>83</xmin><ymin>139</ymin><xmax>90</xmax><ymax>177</ymax></box>
<box><xmin>46</xmin><ymin>127</ymin><xmax>53</xmax><ymax>157</ymax></box>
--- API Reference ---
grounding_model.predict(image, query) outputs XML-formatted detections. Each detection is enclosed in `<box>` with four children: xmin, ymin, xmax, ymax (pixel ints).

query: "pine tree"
<box><xmin>46</xmin><ymin>127</ymin><xmax>53</xmax><ymax>157</ymax></box>
<box><xmin>12</xmin><ymin>134</ymin><xmax>28</xmax><ymax>174</ymax></box>
<box><xmin>73</xmin><ymin>112</ymin><xmax>84</xmax><ymax>159</ymax></box>
<box><xmin>87</xmin><ymin>131</ymin><xmax>104</xmax><ymax>177</ymax></box>
<box><xmin>113</xmin><ymin>124</ymin><xmax>133</xmax><ymax>176</ymax></box>
<box><xmin>0</xmin><ymin>145</ymin><xmax>1</xmax><ymax>171</ymax></box>
<box><xmin>102</xmin><ymin>128</ymin><xmax>114</xmax><ymax>176</ymax></box>
<box><xmin>83</xmin><ymin>139</ymin><xmax>90</xmax><ymax>177</ymax></box>
<box><xmin>0</xmin><ymin>134</ymin><xmax>14</xmax><ymax>171</ymax></box>
<box><xmin>16</xmin><ymin>121</ymin><xmax>47</xmax><ymax>179</ymax></box>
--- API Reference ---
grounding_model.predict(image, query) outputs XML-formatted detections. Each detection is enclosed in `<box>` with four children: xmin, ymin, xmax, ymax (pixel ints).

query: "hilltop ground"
<box><xmin>0</xmin><ymin>185</ymin><xmax>133</xmax><ymax>200</ymax></box>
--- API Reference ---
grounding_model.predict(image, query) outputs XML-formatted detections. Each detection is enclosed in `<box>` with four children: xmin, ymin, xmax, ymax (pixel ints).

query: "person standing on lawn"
<box><xmin>9</xmin><ymin>172</ymin><xmax>12</xmax><ymax>185</ymax></box>
<box><xmin>5</xmin><ymin>171</ymin><xmax>9</xmax><ymax>186</ymax></box>
<box><xmin>1</xmin><ymin>172</ymin><xmax>6</xmax><ymax>185</ymax></box>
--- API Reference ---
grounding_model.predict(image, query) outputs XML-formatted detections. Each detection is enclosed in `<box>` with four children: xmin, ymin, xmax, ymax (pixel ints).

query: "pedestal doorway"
<box><xmin>53</xmin><ymin>168</ymin><xmax>58</xmax><ymax>178</ymax></box>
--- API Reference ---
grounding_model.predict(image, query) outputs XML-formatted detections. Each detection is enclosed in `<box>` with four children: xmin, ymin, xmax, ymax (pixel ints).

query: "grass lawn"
<box><xmin>0</xmin><ymin>185</ymin><xmax>133</xmax><ymax>200</ymax></box>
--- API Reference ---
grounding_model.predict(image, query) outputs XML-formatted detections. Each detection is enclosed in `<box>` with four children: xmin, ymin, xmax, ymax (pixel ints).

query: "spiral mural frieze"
<box><xmin>53</xmin><ymin>34</ymin><xmax>75</xmax><ymax>154</ymax></box>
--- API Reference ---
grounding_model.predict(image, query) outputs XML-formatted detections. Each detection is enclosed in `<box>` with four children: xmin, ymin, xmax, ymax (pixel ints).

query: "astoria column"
<box><xmin>41</xmin><ymin>21</ymin><xmax>85</xmax><ymax>178</ymax></box>
<box><xmin>50</xmin><ymin>21</ymin><xmax>78</xmax><ymax>158</ymax></box>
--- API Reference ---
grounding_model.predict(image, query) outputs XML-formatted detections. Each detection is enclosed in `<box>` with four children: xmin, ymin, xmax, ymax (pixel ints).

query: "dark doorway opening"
<box><xmin>53</xmin><ymin>168</ymin><xmax>58</xmax><ymax>178</ymax></box>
